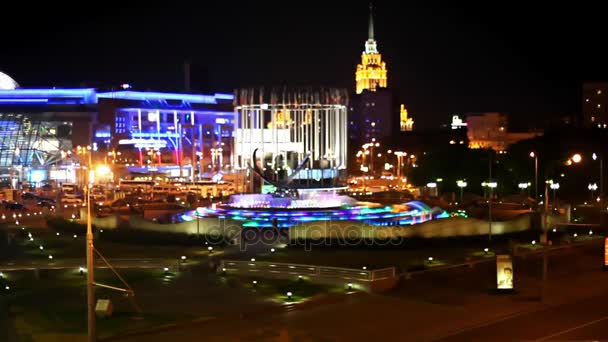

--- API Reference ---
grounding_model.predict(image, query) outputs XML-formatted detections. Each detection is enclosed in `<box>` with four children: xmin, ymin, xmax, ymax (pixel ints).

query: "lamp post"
<box><xmin>530</xmin><ymin>152</ymin><xmax>538</xmax><ymax>200</ymax></box>
<box><xmin>550</xmin><ymin>182</ymin><xmax>560</xmax><ymax>211</ymax></box>
<box><xmin>540</xmin><ymin>153</ymin><xmax>581</xmax><ymax>303</ymax></box>
<box><xmin>593</xmin><ymin>152</ymin><xmax>603</xmax><ymax>213</ymax></box>
<box><xmin>84</xmin><ymin>147</ymin><xmax>96</xmax><ymax>342</ymax></box>
<box><xmin>394</xmin><ymin>151</ymin><xmax>406</xmax><ymax>180</ymax></box>
<box><xmin>518</xmin><ymin>182</ymin><xmax>531</xmax><ymax>197</ymax></box>
<box><xmin>456</xmin><ymin>180</ymin><xmax>467</xmax><ymax>202</ymax></box>
<box><xmin>487</xmin><ymin>181</ymin><xmax>497</xmax><ymax>241</ymax></box>
<box><xmin>588</xmin><ymin>183</ymin><xmax>598</xmax><ymax>202</ymax></box>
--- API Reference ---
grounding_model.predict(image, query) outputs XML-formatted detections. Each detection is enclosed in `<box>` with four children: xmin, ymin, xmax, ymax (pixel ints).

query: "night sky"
<box><xmin>2</xmin><ymin>1</ymin><xmax>606</xmax><ymax>129</ymax></box>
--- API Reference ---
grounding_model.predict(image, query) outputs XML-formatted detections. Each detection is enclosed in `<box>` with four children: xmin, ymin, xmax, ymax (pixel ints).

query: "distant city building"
<box><xmin>450</xmin><ymin>115</ymin><xmax>468</xmax><ymax>130</ymax></box>
<box><xmin>349</xmin><ymin>4</ymin><xmax>395</xmax><ymax>147</ymax></box>
<box><xmin>582</xmin><ymin>82</ymin><xmax>608</xmax><ymax>127</ymax></box>
<box><xmin>466</xmin><ymin>112</ymin><xmax>541</xmax><ymax>151</ymax></box>
<box><xmin>0</xmin><ymin>81</ymin><xmax>233</xmax><ymax>186</ymax></box>
<box><xmin>355</xmin><ymin>4</ymin><xmax>387</xmax><ymax>95</ymax></box>
<box><xmin>349</xmin><ymin>89</ymin><xmax>394</xmax><ymax>143</ymax></box>
<box><xmin>399</xmin><ymin>104</ymin><xmax>413</xmax><ymax>131</ymax></box>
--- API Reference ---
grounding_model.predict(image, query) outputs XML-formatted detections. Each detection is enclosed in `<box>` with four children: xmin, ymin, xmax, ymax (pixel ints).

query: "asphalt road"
<box><xmin>437</xmin><ymin>292</ymin><xmax>608</xmax><ymax>341</ymax></box>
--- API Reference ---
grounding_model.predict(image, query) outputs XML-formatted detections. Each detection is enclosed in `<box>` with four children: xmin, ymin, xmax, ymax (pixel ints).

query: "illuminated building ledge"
<box><xmin>0</xmin><ymin>88</ymin><xmax>234</xmax><ymax>106</ymax></box>
<box><xmin>97</xmin><ymin>91</ymin><xmax>233</xmax><ymax>104</ymax></box>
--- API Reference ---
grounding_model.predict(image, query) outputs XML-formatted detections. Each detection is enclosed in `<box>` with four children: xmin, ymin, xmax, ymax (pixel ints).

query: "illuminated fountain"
<box><xmin>177</xmin><ymin>87</ymin><xmax>446</xmax><ymax>228</ymax></box>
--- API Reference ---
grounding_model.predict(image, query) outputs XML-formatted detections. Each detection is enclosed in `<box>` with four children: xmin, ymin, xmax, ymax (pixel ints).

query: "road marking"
<box><xmin>532</xmin><ymin>316</ymin><xmax>608</xmax><ymax>341</ymax></box>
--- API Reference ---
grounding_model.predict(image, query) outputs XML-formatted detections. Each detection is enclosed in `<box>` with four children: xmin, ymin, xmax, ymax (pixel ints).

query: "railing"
<box><xmin>220</xmin><ymin>260</ymin><xmax>396</xmax><ymax>282</ymax></box>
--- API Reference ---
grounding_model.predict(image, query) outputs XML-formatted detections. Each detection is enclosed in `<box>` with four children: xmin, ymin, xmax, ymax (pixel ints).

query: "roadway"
<box><xmin>436</xmin><ymin>292</ymin><xmax>608</xmax><ymax>341</ymax></box>
<box><xmin>107</xmin><ymin>240</ymin><xmax>608</xmax><ymax>342</ymax></box>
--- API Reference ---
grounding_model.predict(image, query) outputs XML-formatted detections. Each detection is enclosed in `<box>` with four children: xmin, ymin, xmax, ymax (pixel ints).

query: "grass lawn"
<box><xmin>3</xmin><ymin>226</ymin><xmax>210</xmax><ymax>261</ymax></box>
<box><xmin>225</xmin><ymin>275</ymin><xmax>339</xmax><ymax>303</ymax></box>
<box><xmin>1</xmin><ymin>268</ymin><xmax>193</xmax><ymax>341</ymax></box>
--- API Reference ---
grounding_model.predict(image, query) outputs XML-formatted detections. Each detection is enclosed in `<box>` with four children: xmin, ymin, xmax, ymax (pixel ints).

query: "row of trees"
<box><xmin>408</xmin><ymin>127</ymin><xmax>608</xmax><ymax>201</ymax></box>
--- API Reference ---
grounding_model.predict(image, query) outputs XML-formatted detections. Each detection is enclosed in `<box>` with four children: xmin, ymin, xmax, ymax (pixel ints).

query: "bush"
<box><xmin>46</xmin><ymin>217</ymin><xmax>226</xmax><ymax>246</ymax></box>
<box><xmin>46</xmin><ymin>217</ymin><xmax>91</xmax><ymax>234</ymax></box>
<box><xmin>99</xmin><ymin>227</ymin><xmax>226</xmax><ymax>247</ymax></box>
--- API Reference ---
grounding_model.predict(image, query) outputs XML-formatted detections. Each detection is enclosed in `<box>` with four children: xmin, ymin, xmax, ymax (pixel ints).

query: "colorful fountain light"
<box><xmin>188</xmin><ymin>200</ymin><xmax>444</xmax><ymax>228</ymax></box>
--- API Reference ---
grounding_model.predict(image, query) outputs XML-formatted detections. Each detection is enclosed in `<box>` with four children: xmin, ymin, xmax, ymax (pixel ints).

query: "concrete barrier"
<box><xmin>219</xmin><ymin>260</ymin><xmax>398</xmax><ymax>293</ymax></box>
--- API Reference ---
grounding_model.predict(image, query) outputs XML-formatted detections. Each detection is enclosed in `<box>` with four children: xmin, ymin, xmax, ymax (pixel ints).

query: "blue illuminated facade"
<box><xmin>0</xmin><ymin>87</ymin><xmax>234</xmax><ymax>185</ymax></box>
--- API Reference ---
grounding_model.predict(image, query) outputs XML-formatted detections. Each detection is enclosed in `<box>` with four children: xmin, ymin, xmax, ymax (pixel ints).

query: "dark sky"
<box><xmin>2</xmin><ymin>1</ymin><xmax>607</xmax><ymax>129</ymax></box>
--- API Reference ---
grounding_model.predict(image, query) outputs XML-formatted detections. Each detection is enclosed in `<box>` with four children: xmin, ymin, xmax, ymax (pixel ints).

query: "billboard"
<box><xmin>496</xmin><ymin>254</ymin><xmax>514</xmax><ymax>290</ymax></box>
<box><xmin>604</xmin><ymin>237</ymin><xmax>608</xmax><ymax>267</ymax></box>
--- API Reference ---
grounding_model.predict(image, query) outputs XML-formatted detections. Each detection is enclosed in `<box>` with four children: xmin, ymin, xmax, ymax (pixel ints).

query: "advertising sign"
<box><xmin>496</xmin><ymin>254</ymin><xmax>514</xmax><ymax>290</ymax></box>
<box><xmin>604</xmin><ymin>237</ymin><xmax>608</xmax><ymax>267</ymax></box>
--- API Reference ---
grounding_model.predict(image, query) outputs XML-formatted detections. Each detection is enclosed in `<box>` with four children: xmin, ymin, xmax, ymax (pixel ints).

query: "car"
<box><xmin>21</xmin><ymin>192</ymin><xmax>39</xmax><ymax>200</ymax></box>
<box><xmin>37</xmin><ymin>197</ymin><xmax>55</xmax><ymax>204</ymax></box>
<box><xmin>36</xmin><ymin>200</ymin><xmax>54</xmax><ymax>208</ymax></box>
<box><xmin>6</xmin><ymin>202</ymin><xmax>25</xmax><ymax>210</ymax></box>
<box><xmin>62</xmin><ymin>197</ymin><xmax>83</xmax><ymax>204</ymax></box>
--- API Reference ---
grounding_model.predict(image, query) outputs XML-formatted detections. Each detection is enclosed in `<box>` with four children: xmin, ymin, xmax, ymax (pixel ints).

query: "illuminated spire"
<box><xmin>364</xmin><ymin>3</ymin><xmax>378</xmax><ymax>54</ymax></box>
<box><xmin>368</xmin><ymin>2</ymin><xmax>374</xmax><ymax>40</ymax></box>
<box><xmin>356</xmin><ymin>2</ymin><xmax>387</xmax><ymax>94</ymax></box>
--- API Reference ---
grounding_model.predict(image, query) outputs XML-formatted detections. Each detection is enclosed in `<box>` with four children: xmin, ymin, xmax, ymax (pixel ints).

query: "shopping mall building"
<box><xmin>0</xmin><ymin>72</ymin><xmax>234</xmax><ymax>187</ymax></box>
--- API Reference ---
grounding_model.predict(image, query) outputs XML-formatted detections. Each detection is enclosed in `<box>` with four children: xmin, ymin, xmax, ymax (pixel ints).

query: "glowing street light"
<box><xmin>456</xmin><ymin>180</ymin><xmax>467</xmax><ymax>201</ymax></box>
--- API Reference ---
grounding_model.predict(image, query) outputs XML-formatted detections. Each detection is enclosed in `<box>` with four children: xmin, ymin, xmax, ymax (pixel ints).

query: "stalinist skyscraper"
<box><xmin>355</xmin><ymin>3</ymin><xmax>388</xmax><ymax>94</ymax></box>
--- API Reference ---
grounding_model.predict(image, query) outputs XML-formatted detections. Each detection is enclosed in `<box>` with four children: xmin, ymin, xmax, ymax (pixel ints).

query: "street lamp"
<box><xmin>530</xmin><ymin>152</ymin><xmax>538</xmax><ymax>200</ymax></box>
<box><xmin>482</xmin><ymin>181</ymin><xmax>497</xmax><ymax>240</ymax></box>
<box><xmin>539</xmin><ymin>153</ymin><xmax>581</xmax><ymax>304</ymax></box>
<box><xmin>550</xmin><ymin>182</ymin><xmax>560</xmax><ymax>210</ymax></box>
<box><xmin>588</xmin><ymin>183</ymin><xmax>598</xmax><ymax>201</ymax></box>
<box><xmin>394</xmin><ymin>151</ymin><xmax>406</xmax><ymax>179</ymax></box>
<box><xmin>592</xmin><ymin>152</ymin><xmax>604</xmax><ymax>214</ymax></box>
<box><xmin>456</xmin><ymin>180</ymin><xmax>467</xmax><ymax>202</ymax></box>
<box><xmin>518</xmin><ymin>182</ymin><xmax>531</xmax><ymax>197</ymax></box>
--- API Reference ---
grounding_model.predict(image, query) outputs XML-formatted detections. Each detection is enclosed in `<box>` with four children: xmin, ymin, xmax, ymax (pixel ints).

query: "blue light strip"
<box><xmin>0</xmin><ymin>89</ymin><xmax>233</xmax><ymax>106</ymax></box>
<box><xmin>214</xmin><ymin>93</ymin><xmax>234</xmax><ymax>100</ymax></box>
<box><xmin>0</xmin><ymin>88</ymin><xmax>97</xmax><ymax>105</ymax></box>
<box><xmin>118</xmin><ymin>108</ymin><xmax>234</xmax><ymax>116</ymax></box>
<box><xmin>97</xmin><ymin>91</ymin><xmax>233</xmax><ymax>104</ymax></box>
<box><xmin>0</xmin><ymin>99</ymin><xmax>49</xmax><ymax>103</ymax></box>
<box><xmin>131</xmin><ymin>132</ymin><xmax>180</xmax><ymax>138</ymax></box>
<box><xmin>0</xmin><ymin>88</ymin><xmax>96</xmax><ymax>97</ymax></box>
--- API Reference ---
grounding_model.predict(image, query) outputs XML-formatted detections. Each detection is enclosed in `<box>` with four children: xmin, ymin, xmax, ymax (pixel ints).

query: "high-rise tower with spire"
<box><xmin>355</xmin><ymin>3</ymin><xmax>388</xmax><ymax>94</ymax></box>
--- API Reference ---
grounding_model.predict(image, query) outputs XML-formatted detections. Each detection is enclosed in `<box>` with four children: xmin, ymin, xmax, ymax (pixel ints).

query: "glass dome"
<box><xmin>0</xmin><ymin>71</ymin><xmax>19</xmax><ymax>90</ymax></box>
